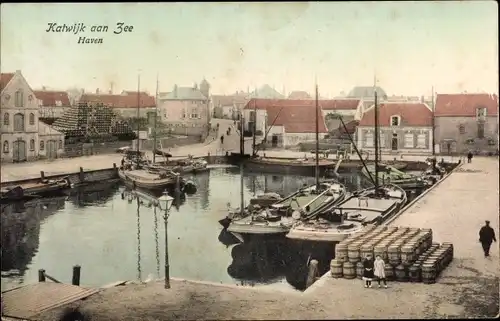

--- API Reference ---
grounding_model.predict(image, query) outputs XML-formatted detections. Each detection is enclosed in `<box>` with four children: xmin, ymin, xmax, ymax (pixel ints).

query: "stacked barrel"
<box><xmin>330</xmin><ymin>226</ymin><xmax>454</xmax><ymax>284</ymax></box>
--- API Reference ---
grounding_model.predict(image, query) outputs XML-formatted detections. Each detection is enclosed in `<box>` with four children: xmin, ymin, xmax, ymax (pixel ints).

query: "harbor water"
<box><xmin>1</xmin><ymin>167</ymin><xmax>418</xmax><ymax>291</ymax></box>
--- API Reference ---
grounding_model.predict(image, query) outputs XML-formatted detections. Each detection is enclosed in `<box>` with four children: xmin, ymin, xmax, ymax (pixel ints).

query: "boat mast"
<box><xmin>374</xmin><ymin>84</ymin><xmax>380</xmax><ymax>194</ymax></box>
<box><xmin>240</xmin><ymin>162</ymin><xmax>244</xmax><ymax>216</ymax></box>
<box><xmin>153</xmin><ymin>73</ymin><xmax>159</xmax><ymax>164</ymax></box>
<box><xmin>315</xmin><ymin>80</ymin><xmax>320</xmax><ymax>191</ymax></box>
<box><xmin>431</xmin><ymin>85</ymin><xmax>435</xmax><ymax>156</ymax></box>
<box><xmin>136</xmin><ymin>74</ymin><xmax>141</xmax><ymax>168</ymax></box>
<box><xmin>252</xmin><ymin>98</ymin><xmax>257</xmax><ymax>157</ymax></box>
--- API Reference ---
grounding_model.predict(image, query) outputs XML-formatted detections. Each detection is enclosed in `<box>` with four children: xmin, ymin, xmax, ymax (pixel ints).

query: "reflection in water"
<box><xmin>68</xmin><ymin>180</ymin><xmax>120</xmax><ymax>207</ymax></box>
<box><xmin>1</xmin><ymin>168</ymin><xmax>376</xmax><ymax>290</ymax></box>
<box><xmin>1</xmin><ymin>196</ymin><xmax>66</xmax><ymax>284</ymax></box>
<box><xmin>227</xmin><ymin>237</ymin><xmax>287</xmax><ymax>285</ymax></box>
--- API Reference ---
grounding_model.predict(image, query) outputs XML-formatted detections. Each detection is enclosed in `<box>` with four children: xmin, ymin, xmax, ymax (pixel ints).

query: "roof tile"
<box><xmin>79</xmin><ymin>92</ymin><xmax>156</xmax><ymax>108</ymax></box>
<box><xmin>435</xmin><ymin>93</ymin><xmax>498</xmax><ymax>117</ymax></box>
<box><xmin>34</xmin><ymin>90</ymin><xmax>71</xmax><ymax>106</ymax></box>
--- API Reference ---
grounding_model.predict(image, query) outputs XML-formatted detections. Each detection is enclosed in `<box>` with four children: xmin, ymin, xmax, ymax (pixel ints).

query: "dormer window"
<box><xmin>476</xmin><ymin>107</ymin><xmax>487</xmax><ymax>119</ymax></box>
<box><xmin>390</xmin><ymin>115</ymin><xmax>401</xmax><ymax>126</ymax></box>
<box><xmin>55</xmin><ymin>100</ymin><xmax>62</xmax><ymax>107</ymax></box>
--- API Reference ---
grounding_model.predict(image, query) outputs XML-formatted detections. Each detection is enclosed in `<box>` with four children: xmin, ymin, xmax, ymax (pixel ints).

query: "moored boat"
<box><xmin>361</xmin><ymin>163</ymin><xmax>429</xmax><ymax>190</ymax></box>
<box><xmin>118</xmin><ymin>168</ymin><xmax>196</xmax><ymax>196</ymax></box>
<box><xmin>244</xmin><ymin>156</ymin><xmax>337</xmax><ymax>176</ymax></box>
<box><xmin>286</xmin><ymin>184</ymin><xmax>407</xmax><ymax>242</ymax></box>
<box><xmin>227</xmin><ymin>181</ymin><xmax>347</xmax><ymax>241</ymax></box>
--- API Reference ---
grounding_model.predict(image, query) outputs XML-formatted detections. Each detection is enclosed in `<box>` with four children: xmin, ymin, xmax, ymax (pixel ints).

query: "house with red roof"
<box><xmin>79</xmin><ymin>89</ymin><xmax>157</xmax><ymax>120</ymax></box>
<box><xmin>34</xmin><ymin>88</ymin><xmax>71</xmax><ymax>120</ymax></box>
<box><xmin>434</xmin><ymin>93</ymin><xmax>498</xmax><ymax>155</ymax></box>
<box><xmin>321</xmin><ymin>98</ymin><xmax>364</xmax><ymax>132</ymax></box>
<box><xmin>242</xmin><ymin>99</ymin><xmax>328</xmax><ymax>147</ymax></box>
<box><xmin>1</xmin><ymin>70</ymin><xmax>65</xmax><ymax>162</ymax></box>
<box><xmin>211</xmin><ymin>91</ymin><xmax>249</xmax><ymax>119</ymax></box>
<box><xmin>357</xmin><ymin>102</ymin><xmax>434</xmax><ymax>155</ymax></box>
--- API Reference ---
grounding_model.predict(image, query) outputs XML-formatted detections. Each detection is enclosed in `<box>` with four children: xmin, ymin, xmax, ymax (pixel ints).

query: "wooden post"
<box><xmin>72</xmin><ymin>265</ymin><xmax>81</xmax><ymax>286</ymax></box>
<box><xmin>40</xmin><ymin>171</ymin><xmax>45</xmax><ymax>180</ymax></box>
<box><xmin>38</xmin><ymin>269</ymin><xmax>46</xmax><ymax>282</ymax></box>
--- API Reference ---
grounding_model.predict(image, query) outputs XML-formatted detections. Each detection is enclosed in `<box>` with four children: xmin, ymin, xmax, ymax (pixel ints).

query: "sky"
<box><xmin>1</xmin><ymin>2</ymin><xmax>498</xmax><ymax>97</ymax></box>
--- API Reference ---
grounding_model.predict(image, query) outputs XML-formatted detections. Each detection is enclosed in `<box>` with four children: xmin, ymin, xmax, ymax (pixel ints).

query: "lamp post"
<box><xmin>157</xmin><ymin>190</ymin><xmax>174</xmax><ymax>289</ymax></box>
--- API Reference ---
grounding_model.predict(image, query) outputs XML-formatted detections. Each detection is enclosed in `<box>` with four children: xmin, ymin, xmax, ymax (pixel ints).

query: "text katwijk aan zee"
<box><xmin>46</xmin><ymin>22</ymin><xmax>134</xmax><ymax>44</ymax></box>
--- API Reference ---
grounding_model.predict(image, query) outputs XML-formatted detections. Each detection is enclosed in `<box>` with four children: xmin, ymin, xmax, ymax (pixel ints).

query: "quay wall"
<box><xmin>0</xmin><ymin>155</ymin><xmax>229</xmax><ymax>187</ymax></box>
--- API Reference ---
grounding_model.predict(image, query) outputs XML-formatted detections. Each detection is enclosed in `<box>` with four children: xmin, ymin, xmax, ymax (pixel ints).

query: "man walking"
<box><xmin>467</xmin><ymin>151</ymin><xmax>473</xmax><ymax>163</ymax></box>
<box><xmin>479</xmin><ymin>220</ymin><xmax>496</xmax><ymax>257</ymax></box>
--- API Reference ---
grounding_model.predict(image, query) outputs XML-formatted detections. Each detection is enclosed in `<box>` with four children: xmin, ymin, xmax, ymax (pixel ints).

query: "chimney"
<box><xmin>96</xmin><ymin>88</ymin><xmax>100</xmax><ymax>94</ymax></box>
<box><xmin>42</xmin><ymin>86</ymin><xmax>46</xmax><ymax>91</ymax></box>
<box><xmin>81</xmin><ymin>88</ymin><xmax>85</xmax><ymax>94</ymax></box>
<box><xmin>193</xmin><ymin>83</ymin><xmax>198</xmax><ymax>90</ymax></box>
<box><xmin>173</xmin><ymin>84</ymin><xmax>178</xmax><ymax>98</ymax></box>
<box><xmin>109</xmin><ymin>90</ymin><xmax>112</xmax><ymax>94</ymax></box>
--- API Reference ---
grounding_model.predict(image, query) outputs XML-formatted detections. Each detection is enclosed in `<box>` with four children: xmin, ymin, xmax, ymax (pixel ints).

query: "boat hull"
<box><xmin>118</xmin><ymin>170</ymin><xmax>181</xmax><ymax>194</ymax></box>
<box><xmin>244</xmin><ymin>158</ymin><xmax>335</xmax><ymax>176</ymax></box>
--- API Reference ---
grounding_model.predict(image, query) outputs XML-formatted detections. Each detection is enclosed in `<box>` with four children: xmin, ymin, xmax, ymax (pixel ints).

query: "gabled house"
<box><xmin>357</xmin><ymin>102</ymin><xmax>433</xmax><ymax>155</ymax></box>
<box><xmin>35</xmin><ymin>89</ymin><xmax>71</xmax><ymax>120</ymax></box>
<box><xmin>157</xmin><ymin>79</ymin><xmax>211</xmax><ymax>136</ymax></box>
<box><xmin>434</xmin><ymin>93</ymin><xmax>498</xmax><ymax>154</ymax></box>
<box><xmin>242</xmin><ymin>99</ymin><xmax>328</xmax><ymax>147</ymax></box>
<box><xmin>1</xmin><ymin>70</ymin><xmax>64</xmax><ymax>162</ymax></box>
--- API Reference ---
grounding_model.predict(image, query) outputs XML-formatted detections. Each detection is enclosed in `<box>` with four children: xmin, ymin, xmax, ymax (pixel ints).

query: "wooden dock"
<box><xmin>1</xmin><ymin>282</ymin><xmax>99</xmax><ymax>320</ymax></box>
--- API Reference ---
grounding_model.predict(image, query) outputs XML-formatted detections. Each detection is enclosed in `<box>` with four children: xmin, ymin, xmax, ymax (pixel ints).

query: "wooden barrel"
<box><xmin>343</xmin><ymin>261</ymin><xmax>356</xmax><ymax>279</ymax></box>
<box><xmin>441</xmin><ymin>242</ymin><xmax>454</xmax><ymax>264</ymax></box>
<box><xmin>374</xmin><ymin>244</ymin><xmax>386</xmax><ymax>261</ymax></box>
<box><xmin>335</xmin><ymin>243</ymin><xmax>348</xmax><ymax>263</ymax></box>
<box><xmin>408</xmin><ymin>264</ymin><xmax>421</xmax><ymax>282</ymax></box>
<box><xmin>400</xmin><ymin>245</ymin><xmax>414</xmax><ymax>266</ymax></box>
<box><xmin>330</xmin><ymin>259</ymin><xmax>343</xmax><ymax>278</ymax></box>
<box><xmin>347</xmin><ymin>243</ymin><xmax>361</xmax><ymax>263</ymax></box>
<box><xmin>360</xmin><ymin>244</ymin><xmax>374</xmax><ymax>260</ymax></box>
<box><xmin>386</xmin><ymin>226</ymin><xmax>399</xmax><ymax>233</ymax></box>
<box><xmin>388</xmin><ymin>244</ymin><xmax>400</xmax><ymax>266</ymax></box>
<box><xmin>395</xmin><ymin>264</ymin><xmax>408</xmax><ymax>282</ymax></box>
<box><xmin>356</xmin><ymin>261</ymin><xmax>364</xmax><ymax>279</ymax></box>
<box><xmin>421</xmin><ymin>263</ymin><xmax>436</xmax><ymax>284</ymax></box>
<box><xmin>384</xmin><ymin>264</ymin><xmax>395</xmax><ymax>281</ymax></box>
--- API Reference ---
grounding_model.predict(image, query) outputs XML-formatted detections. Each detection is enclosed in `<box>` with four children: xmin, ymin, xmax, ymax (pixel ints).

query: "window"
<box><xmin>390</xmin><ymin>116</ymin><xmax>400</xmax><ymax>126</ymax></box>
<box><xmin>404</xmin><ymin>133</ymin><xmax>414</xmax><ymax>148</ymax></box>
<box><xmin>3</xmin><ymin>140</ymin><xmax>9</xmax><ymax>153</ymax></box>
<box><xmin>488</xmin><ymin>138</ymin><xmax>496</xmax><ymax>146</ymax></box>
<box><xmin>190</xmin><ymin>107</ymin><xmax>199</xmax><ymax>119</ymax></box>
<box><xmin>29</xmin><ymin>113</ymin><xmax>35</xmax><ymax>125</ymax></box>
<box><xmin>14</xmin><ymin>90</ymin><xmax>24</xmax><ymax>107</ymax></box>
<box><xmin>55</xmin><ymin>100</ymin><xmax>62</xmax><ymax>107</ymax></box>
<box><xmin>466</xmin><ymin>138</ymin><xmax>475</xmax><ymax>145</ymax></box>
<box><xmin>38</xmin><ymin>99</ymin><xmax>44</xmax><ymax>107</ymax></box>
<box><xmin>3</xmin><ymin>113</ymin><xmax>9</xmax><ymax>125</ymax></box>
<box><xmin>458</xmin><ymin>124</ymin><xmax>465</xmax><ymax>135</ymax></box>
<box><xmin>476</xmin><ymin>107</ymin><xmax>487</xmax><ymax>118</ymax></box>
<box><xmin>477</xmin><ymin>122</ymin><xmax>485</xmax><ymax>139</ymax></box>
<box><xmin>13</xmin><ymin>113</ymin><xmax>25</xmax><ymax>131</ymax></box>
<box><xmin>29</xmin><ymin>139</ymin><xmax>35</xmax><ymax>151</ymax></box>
<box><xmin>416</xmin><ymin>133</ymin><xmax>426</xmax><ymax>148</ymax></box>
<box><xmin>58</xmin><ymin>140</ymin><xmax>63</xmax><ymax>149</ymax></box>
<box><xmin>40</xmin><ymin>140</ymin><xmax>45</xmax><ymax>151</ymax></box>
<box><xmin>364</xmin><ymin>132</ymin><xmax>374</xmax><ymax>148</ymax></box>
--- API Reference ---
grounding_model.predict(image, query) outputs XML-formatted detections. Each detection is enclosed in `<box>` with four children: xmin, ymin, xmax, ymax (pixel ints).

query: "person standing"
<box><xmin>467</xmin><ymin>151</ymin><xmax>473</xmax><ymax>163</ymax></box>
<box><xmin>374</xmin><ymin>255</ymin><xmax>388</xmax><ymax>288</ymax></box>
<box><xmin>363</xmin><ymin>254</ymin><xmax>375</xmax><ymax>288</ymax></box>
<box><xmin>479</xmin><ymin>220</ymin><xmax>497</xmax><ymax>257</ymax></box>
<box><xmin>220</xmin><ymin>135</ymin><xmax>224</xmax><ymax>145</ymax></box>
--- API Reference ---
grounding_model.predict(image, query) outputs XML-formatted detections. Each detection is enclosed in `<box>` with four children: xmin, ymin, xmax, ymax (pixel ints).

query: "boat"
<box><xmin>249</xmin><ymin>192</ymin><xmax>282</xmax><ymax>207</ymax></box>
<box><xmin>1</xmin><ymin>176</ymin><xmax>71</xmax><ymax>202</ymax></box>
<box><xmin>287</xmin><ymin>81</ymin><xmax>408</xmax><ymax>243</ymax></box>
<box><xmin>227</xmin><ymin>181</ymin><xmax>346</xmax><ymax>241</ymax></box>
<box><xmin>244</xmin><ymin>156</ymin><xmax>337</xmax><ymax>176</ymax></box>
<box><xmin>153</xmin><ymin>157</ymin><xmax>209</xmax><ymax>174</ymax></box>
<box><xmin>286</xmin><ymin>184</ymin><xmax>407</xmax><ymax>242</ymax></box>
<box><xmin>361</xmin><ymin>163</ymin><xmax>429</xmax><ymax>190</ymax></box>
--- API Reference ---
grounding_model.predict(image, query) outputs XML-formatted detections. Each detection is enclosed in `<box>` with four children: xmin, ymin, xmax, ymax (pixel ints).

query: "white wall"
<box><xmin>243</xmin><ymin>109</ymin><xmax>266</xmax><ymax>132</ymax></box>
<box><xmin>284</xmin><ymin>132</ymin><xmax>325</xmax><ymax>147</ymax></box>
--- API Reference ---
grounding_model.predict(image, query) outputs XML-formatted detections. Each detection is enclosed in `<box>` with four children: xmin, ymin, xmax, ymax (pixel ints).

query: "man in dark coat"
<box><xmin>479</xmin><ymin>220</ymin><xmax>497</xmax><ymax>257</ymax></box>
<box><xmin>467</xmin><ymin>151</ymin><xmax>473</xmax><ymax>163</ymax></box>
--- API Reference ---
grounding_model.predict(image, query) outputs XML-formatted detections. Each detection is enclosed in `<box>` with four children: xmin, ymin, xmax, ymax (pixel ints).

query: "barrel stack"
<box><xmin>330</xmin><ymin>226</ymin><xmax>454</xmax><ymax>284</ymax></box>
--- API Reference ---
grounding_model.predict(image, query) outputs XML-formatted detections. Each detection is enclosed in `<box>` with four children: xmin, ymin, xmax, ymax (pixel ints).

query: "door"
<box><xmin>46</xmin><ymin>140</ymin><xmax>58</xmax><ymax>159</ymax></box>
<box><xmin>391</xmin><ymin>134</ymin><xmax>398</xmax><ymax>151</ymax></box>
<box><xmin>12</xmin><ymin>140</ymin><xmax>27</xmax><ymax>162</ymax></box>
<box><xmin>272</xmin><ymin>135</ymin><xmax>278</xmax><ymax>147</ymax></box>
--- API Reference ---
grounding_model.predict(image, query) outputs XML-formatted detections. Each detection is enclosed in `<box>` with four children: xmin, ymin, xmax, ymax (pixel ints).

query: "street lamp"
<box><xmin>157</xmin><ymin>190</ymin><xmax>174</xmax><ymax>289</ymax></box>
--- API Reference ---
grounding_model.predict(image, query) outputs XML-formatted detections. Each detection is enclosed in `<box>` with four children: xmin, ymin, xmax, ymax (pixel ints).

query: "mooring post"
<box><xmin>38</xmin><ymin>269</ymin><xmax>46</xmax><ymax>282</ymax></box>
<box><xmin>40</xmin><ymin>171</ymin><xmax>45</xmax><ymax>180</ymax></box>
<box><xmin>72</xmin><ymin>265</ymin><xmax>81</xmax><ymax>286</ymax></box>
